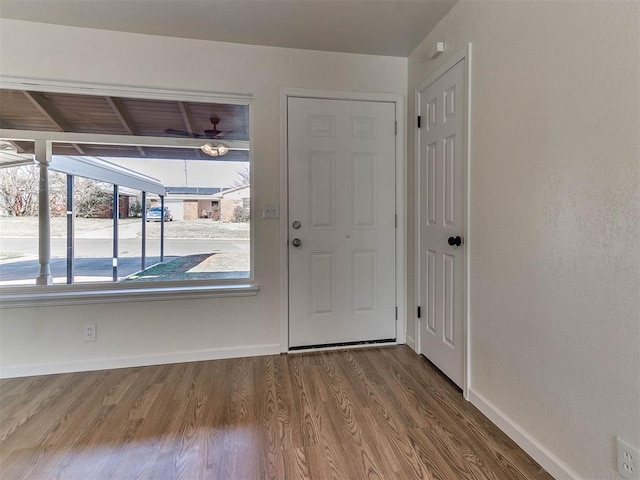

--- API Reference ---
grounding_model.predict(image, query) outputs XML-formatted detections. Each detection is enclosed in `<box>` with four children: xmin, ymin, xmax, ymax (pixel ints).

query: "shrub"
<box><xmin>232</xmin><ymin>205</ymin><xmax>250</xmax><ymax>223</ymax></box>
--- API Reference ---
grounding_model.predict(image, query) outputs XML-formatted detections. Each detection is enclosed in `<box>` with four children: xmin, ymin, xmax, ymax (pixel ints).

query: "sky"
<box><xmin>96</xmin><ymin>157</ymin><xmax>249</xmax><ymax>189</ymax></box>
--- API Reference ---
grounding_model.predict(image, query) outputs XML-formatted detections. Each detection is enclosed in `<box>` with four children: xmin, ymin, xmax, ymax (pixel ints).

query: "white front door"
<box><xmin>288</xmin><ymin>97</ymin><xmax>396</xmax><ymax>348</ymax></box>
<box><xmin>418</xmin><ymin>58</ymin><xmax>467</xmax><ymax>387</ymax></box>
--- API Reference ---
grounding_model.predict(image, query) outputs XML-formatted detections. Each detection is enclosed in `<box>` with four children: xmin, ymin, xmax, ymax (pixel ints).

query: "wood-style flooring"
<box><xmin>0</xmin><ymin>346</ymin><xmax>552</xmax><ymax>479</ymax></box>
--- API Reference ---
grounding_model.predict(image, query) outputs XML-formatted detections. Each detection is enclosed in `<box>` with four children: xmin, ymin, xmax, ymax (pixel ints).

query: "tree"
<box><xmin>0</xmin><ymin>165</ymin><xmax>39</xmax><ymax>216</ymax></box>
<box><xmin>0</xmin><ymin>165</ymin><xmax>65</xmax><ymax>217</ymax></box>
<box><xmin>231</xmin><ymin>167</ymin><xmax>250</xmax><ymax>187</ymax></box>
<box><xmin>73</xmin><ymin>178</ymin><xmax>112</xmax><ymax>218</ymax></box>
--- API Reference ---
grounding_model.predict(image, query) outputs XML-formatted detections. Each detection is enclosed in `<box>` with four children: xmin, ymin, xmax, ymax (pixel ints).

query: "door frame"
<box><xmin>279</xmin><ymin>88</ymin><xmax>406</xmax><ymax>352</ymax></box>
<box><xmin>414</xmin><ymin>43</ymin><xmax>472</xmax><ymax>398</ymax></box>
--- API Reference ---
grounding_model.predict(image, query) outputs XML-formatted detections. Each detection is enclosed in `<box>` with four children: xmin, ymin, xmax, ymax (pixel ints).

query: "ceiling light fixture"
<box><xmin>200</xmin><ymin>143</ymin><xmax>229</xmax><ymax>157</ymax></box>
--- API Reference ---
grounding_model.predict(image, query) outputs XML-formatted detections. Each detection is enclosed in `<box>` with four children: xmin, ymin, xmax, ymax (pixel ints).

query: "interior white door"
<box><xmin>418</xmin><ymin>58</ymin><xmax>466</xmax><ymax>387</ymax></box>
<box><xmin>288</xmin><ymin>97</ymin><xmax>396</xmax><ymax>348</ymax></box>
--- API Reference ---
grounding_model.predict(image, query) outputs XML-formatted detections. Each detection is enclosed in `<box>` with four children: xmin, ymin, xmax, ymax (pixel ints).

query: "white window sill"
<box><xmin>0</xmin><ymin>283</ymin><xmax>259</xmax><ymax>308</ymax></box>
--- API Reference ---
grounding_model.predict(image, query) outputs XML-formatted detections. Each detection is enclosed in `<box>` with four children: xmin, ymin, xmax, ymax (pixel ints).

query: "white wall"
<box><xmin>407</xmin><ymin>2</ymin><xmax>639</xmax><ymax>479</ymax></box>
<box><xmin>0</xmin><ymin>20</ymin><xmax>407</xmax><ymax>368</ymax></box>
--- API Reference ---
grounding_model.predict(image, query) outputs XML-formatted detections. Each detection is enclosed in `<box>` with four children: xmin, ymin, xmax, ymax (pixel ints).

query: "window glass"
<box><xmin>0</xmin><ymin>140</ymin><xmax>42</xmax><ymax>286</ymax></box>
<box><xmin>0</xmin><ymin>90</ymin><xmax>251</xmax><ymax>288</ymax></box>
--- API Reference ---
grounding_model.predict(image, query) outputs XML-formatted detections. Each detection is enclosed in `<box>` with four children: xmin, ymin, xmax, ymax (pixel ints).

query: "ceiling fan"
<box><xmin>165</xmin><ymin>117</ymin><xmax>233</xmax><ymax>139</ymax></box>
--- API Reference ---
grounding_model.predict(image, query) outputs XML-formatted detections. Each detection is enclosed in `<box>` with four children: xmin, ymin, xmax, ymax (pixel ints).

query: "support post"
<box><xmin>66</xmin><ymin>174</ymin><xmax>74</xmax><ymax>284</ymax></box>
<box><xmin>113</xmin><ymin>185</ymin><xmax>119</xmax><ymax>282</ymax></box>
<box><xmin>35</xmin><ymin>140</ymin><xmax>53</xmax><ymax>285</ymax></box>
<box><xmin>160</xmin><ymin>195</ymin><xmax>165</xmax><ymax>262</ymax></box>
<box><xmin>141</xmin><ymin>191</ymin><xmax>146</xmax><ymax>271</ymax></box>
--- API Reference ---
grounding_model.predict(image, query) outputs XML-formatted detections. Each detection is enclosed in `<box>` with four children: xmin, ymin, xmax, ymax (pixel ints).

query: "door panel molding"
<box><xmin>415</xmin><ymin>43</ymin><xmax>472</xmax><ymax>398</ymax></box>
<box><xmin>280</xmin><ymin>88</ymin><xmax>405</xmax><ymax>352</ymax></box>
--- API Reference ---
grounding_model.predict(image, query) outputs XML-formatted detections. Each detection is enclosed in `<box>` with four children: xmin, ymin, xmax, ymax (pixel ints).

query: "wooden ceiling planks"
<box><xmin>0</xmin><ymin>88</ymin><xmax>249</xmax><ymax>159</ymax></box>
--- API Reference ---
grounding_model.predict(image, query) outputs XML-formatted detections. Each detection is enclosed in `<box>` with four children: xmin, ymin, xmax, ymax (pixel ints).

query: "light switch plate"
<box><xmin>263</xmin><ymin>203</ymin><xmax>279</xmax><ymax>219</ymax></box>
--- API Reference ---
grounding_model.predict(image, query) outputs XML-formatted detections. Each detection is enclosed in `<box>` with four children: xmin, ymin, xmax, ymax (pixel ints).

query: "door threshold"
<box><xmin>288</xmin><ymin>338</ymin><xmax>397</xmax><ymax>354</ymax></box>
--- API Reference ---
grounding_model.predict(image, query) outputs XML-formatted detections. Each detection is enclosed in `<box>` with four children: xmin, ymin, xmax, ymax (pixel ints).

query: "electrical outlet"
<box><xmin>83</xmin><ymin>323</ymin><xmax>97</xmax><ymax>342</ymax></box>
<box><xmin>618</xmin><ymin>436</ymin><xmax>640</xmax><ymax>479</ymax></box>
<box><xmin>262</xmin><ymin>203</ymin><xmax>279</xmax><ymax>219</ymax></box>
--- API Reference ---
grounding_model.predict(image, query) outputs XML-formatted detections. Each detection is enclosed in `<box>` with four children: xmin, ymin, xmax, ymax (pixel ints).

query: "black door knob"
<box><xmin>448</xmin><ymin>236</ymin><xmax>463</xmax><ymax>247</ymax></box>
<box><xmin>292</xmin><ymin>238</ymin><xmax>302</xmax><ymax>247</ymax></box>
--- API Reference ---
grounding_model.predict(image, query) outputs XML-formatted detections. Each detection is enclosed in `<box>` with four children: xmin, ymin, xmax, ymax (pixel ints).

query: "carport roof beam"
<box><xmin>49</xmin><ymin>155</ymin><xmax>165</xmax><ymax>196</ymax></box>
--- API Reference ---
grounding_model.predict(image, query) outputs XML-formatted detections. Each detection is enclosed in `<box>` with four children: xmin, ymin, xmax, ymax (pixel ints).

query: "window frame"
<box><xmin>0</xmin><ymin>79</ymin><xmax>257</xmax><ymax>307</ymax></box>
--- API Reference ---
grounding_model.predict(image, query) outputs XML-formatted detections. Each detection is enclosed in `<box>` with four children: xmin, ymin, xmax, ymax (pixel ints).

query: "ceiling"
<box><xmin>0</xmin><ymin>0</ymin><xmax>457</xmax><ymax>57</ymax></box>
<box><xmin>0</xmin><ymin>88</ymin><xmax>249</xmax><ymax>161</ymax></box>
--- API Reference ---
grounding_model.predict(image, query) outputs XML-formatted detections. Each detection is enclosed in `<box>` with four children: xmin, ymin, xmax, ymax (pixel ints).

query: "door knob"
<box><xmin>447</xmin><ymin>236</ymin><xmax>463</xmax><ymax>247</ymax></box>
<box><xmin>292</xmin><ymin>238</ymin><xmax>302</xmax><ymax>247</ymax></box>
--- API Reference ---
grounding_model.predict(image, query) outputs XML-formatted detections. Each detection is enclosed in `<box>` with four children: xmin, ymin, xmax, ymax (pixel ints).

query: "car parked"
<box><xmin>146</xmin><ymin>206</ymin><xmax>173</xmax><ymax>222</ymax></box>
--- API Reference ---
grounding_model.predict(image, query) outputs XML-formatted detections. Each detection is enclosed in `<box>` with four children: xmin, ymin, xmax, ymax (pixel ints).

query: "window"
<box><xmin>0</xmin><ymin>87</ymin><xmax>255</xmax><ymax>302</ymax></box>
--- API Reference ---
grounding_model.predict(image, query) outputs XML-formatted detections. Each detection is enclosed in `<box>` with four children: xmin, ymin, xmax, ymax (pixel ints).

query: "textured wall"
<box><xmin>407</xmin><ymin>2</ymin><xmax>640</xmax><ymax>479</ymax></box>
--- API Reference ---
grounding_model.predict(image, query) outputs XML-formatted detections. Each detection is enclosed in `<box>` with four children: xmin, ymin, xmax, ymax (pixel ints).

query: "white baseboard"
<box><xmin>468</xmin><ymin>389</ymin><xmax>581</xmax><ymax>480</ymax></box>
<box><xmin>0</xmin><ymin>343</ymin><xmax>281</xmax><ymax>379</ymax></box>
<box><xmin>406</xmin><ymin>335</ymin><xmax>416</xmax><ymax>351</ymax></box>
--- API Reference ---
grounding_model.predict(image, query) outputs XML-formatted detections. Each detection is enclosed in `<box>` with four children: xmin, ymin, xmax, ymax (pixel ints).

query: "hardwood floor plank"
<box><xmin>0</xmin><ymin>346</ymin><xmax>553</xmax><ymax>480</ymax></box>
<box><xmin>283</xmin><ymin>446</ymin><xmax>311</xmax><ymax>480</ymax></box>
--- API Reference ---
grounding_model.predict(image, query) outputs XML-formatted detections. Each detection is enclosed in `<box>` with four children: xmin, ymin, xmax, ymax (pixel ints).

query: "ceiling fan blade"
<box><xmin>164</xmin><ymin>129</ymin><xmax>201</xmax><ymax>138</ymax></box>
<box><xmin>205</xmin><ymin>129</ymin><xmax>233</xmax><ymax>138</ymax></box>
<box><xmin>204</xmin><ymin>129</ymin><xmax>223</xmax><ymax>138</ymax></box>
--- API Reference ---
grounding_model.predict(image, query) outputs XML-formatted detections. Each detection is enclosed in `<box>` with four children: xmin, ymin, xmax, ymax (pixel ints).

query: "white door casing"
<box><xmin>417</xmin><ymin>55</ymin><xmax>468</xmax><ymax>388</ymax></box>
<box><xmin>287</xmin><ymin>97</ymin><xmax>397</xmax><ymax>348</ymax></box>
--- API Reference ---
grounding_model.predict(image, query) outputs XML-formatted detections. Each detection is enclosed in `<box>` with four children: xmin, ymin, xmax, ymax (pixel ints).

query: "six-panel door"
<box><xmin>419</xmin><ymin>59</ymin><xmax>466</xmax><ymax>387</ymax></box>
<box><xmin>288</xmin><ymin>97</ymin><xmax>396</xmax><ymax>348</ymax></box>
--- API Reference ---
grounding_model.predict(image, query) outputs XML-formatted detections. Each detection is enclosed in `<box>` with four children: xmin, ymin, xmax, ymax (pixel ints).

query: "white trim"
<box><xmin>0</xmin><ymin>75</ymin><xmax>251</xmax><ymax>105</ymax></box>
<box><xmin>287</xmin><ymin>341</ymin><xmax>398</xmax><ymax>355</ymax></box>
<box><xmin>280</xmin><ymin>87</ymin><xmax>403</xmax><ymax>104</ymax></box>
<box><xmin>469</xmin><ymin>389</ymin><xmax>581</xmax><ymax>480</ymax></box>
<box><xmin>279</xmin><ymin>89</ymin><xmax>290</xmax><ymax>353</ymax></box>
<box><xmin>464</xmin><ymin>44</ymin><xmax>473</xmax><ymax>400</ymax></box>
<box><xmin>279</xmin><ymin>87</ymin><xmax>406</xmax><ymax>352</ymax></box>
<box><xmin>0</xmin><ymin>343</ymin><xmax>279</xmax><ymax>379</ymax></box>
<box><xmin>0</xmin><ymin>283</ymin><xmax>259</xmax><ymax>308</ymax></box>
<box><xmin>413</xmin><ymin>68</ymin><xmax>422</xmax><ymax>357</ymax></box>
<box><xmin>406</xmin><ymin>335</ymin><xmax>416</xmax><ymax>351</ymax></box>
<box><xmin>395</xmin><ymin>92</ymin><xmax>407</xmax><ymax>346</ymax></box>
<box><xmin>415</xmin><ymin>43</ymin><xmax>472</xmax><ymax>398</ymax></box>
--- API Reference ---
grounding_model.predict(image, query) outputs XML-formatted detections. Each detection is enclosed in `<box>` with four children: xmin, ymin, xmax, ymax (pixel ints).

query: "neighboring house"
<box><xmin>162</xmin><ymin>187</ymin><xmax>223</xmax><ymax>221</ymax></box>
<box><xmin>104</xmin><ymin>159</ymin><xmax>244</xmax><ymax>221</ymax></box>
<box><xmin>93</xmin><ymin>194</ymin><xmax>131</xmax><ymax>219</ymax></box>
<box><xmin>214</xmin><ymin>185</ymin><xmax>250</xmax><ymax>222</ymax></box>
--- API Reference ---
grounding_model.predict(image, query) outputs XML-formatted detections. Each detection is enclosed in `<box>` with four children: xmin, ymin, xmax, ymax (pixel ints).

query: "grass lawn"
<box><xmin>0</xmin><ymin>252</ymin><xmax>23</xmax><ymax>260</ymax></box>
<box><xmin>0</xmin><ymin>217</ymin><xmax>249</xmax><ymax>239</ymax></box>
<box><xmin>121</xmin><ymin>252</ymin><xmax>249</xmax><ymax>282</ymax></box>
<box><xmin>144</xmin><ymin>220</ymin><xmax>249</xmax><ymax>239</ymax></box>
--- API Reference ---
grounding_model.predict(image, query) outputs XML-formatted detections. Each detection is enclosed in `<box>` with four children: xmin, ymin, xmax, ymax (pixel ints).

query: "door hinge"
<box><xmin>417</xmin><ymin>306</ymin><xmax>421</xmax><ymax>318</ymax></box>
<box><xmin>417</xmin><ymin>115</ymin><xmax>421</xmax><ymax>128</ymax></box>
<box><xmin>394</xmin><ymin>121</ymin><xmax>398</xmax><ymax>135</ymax></box>
<box><xmin>395</xmin><ymin>307</ymin><xmax>398</xmax><ymax>320</ymax></box>
<box><xmin>395</xmin><ymin>214</ymin><xmax>398</xmax><ymax>228</ymax></box>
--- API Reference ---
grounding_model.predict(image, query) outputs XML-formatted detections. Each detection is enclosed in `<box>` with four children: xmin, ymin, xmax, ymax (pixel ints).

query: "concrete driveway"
<box><xmin>0</xmin><ymin>237</ymin><xmax>249</xmax><ymax>285</ymax></box>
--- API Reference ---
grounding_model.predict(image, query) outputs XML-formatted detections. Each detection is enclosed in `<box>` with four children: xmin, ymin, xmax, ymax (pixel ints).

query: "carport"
<box><xmin>1</xmin><ymin>140</ymin><xmax>166</xmax><ymax>285</ymax></box>
<box><xmin>49</xmin><ymin>151</ymin><xmax>166</xmax><ymax>284</ymax></box>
